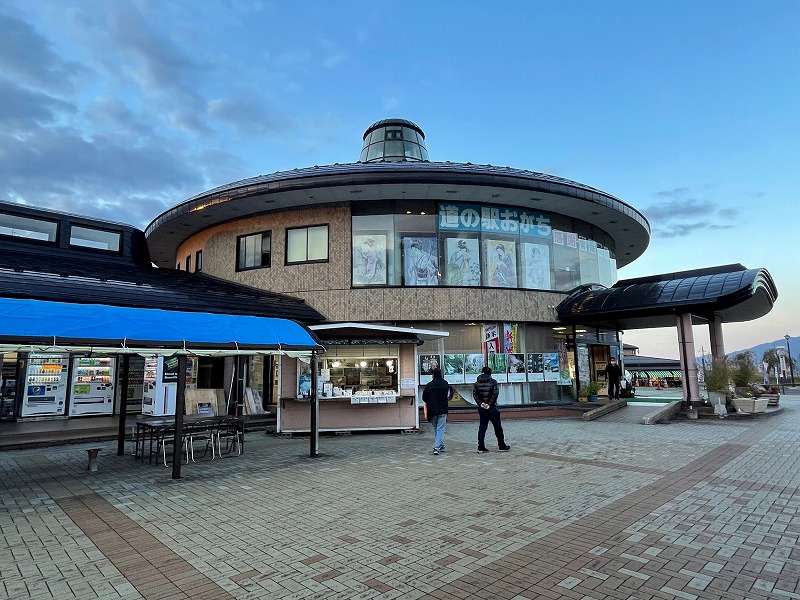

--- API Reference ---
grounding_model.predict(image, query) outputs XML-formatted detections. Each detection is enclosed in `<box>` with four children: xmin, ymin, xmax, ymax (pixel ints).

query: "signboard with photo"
<box><xmin>444</xmin><ymin>354</ymin><xmax>466</xmax><ymax>384</ymax></box>
<box><xmin>543</xmin><ymin>352</ymin><xmax>560</xmax><ymax>382</ymax></box>
<box><xmin>464</xmin><ymin>353</ymin><xmax>484</xmax><ymax>384</ymax></box>
<box><xmin>489</xmin><ymin>353</ymin><xmax>508</xmax><ymax>383</ymax></box>
<box><xmin>526</xmin><ymin>353</ymin><xmax>544</xmax><ymax>382</ymax></box>
<box><xmin>419</xmin><ymin>354</ymin><xmax>441</xmax><ymax>384</ymax></box>
<box><xmin>507</xmin><ymin>353</ymin><xmax>526</xmax><ymax>382</ymax></box>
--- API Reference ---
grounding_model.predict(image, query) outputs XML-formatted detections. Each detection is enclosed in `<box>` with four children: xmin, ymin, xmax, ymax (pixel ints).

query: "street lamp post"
<box><xmin>785</xmin><ymin>335</ymin><xmax>795</xmax><ymax>387</ymax></box>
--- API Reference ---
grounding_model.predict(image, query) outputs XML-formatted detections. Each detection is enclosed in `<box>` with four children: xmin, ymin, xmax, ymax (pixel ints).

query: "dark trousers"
<box><xmin>478</xmin><ymin>406</ymin><xmax>505</xmax><ymax>449</ymax></box>
<box><xmin>609</xmin><ymin>379</ymin><xmax>620</xmax><ymax>399</ymax></box>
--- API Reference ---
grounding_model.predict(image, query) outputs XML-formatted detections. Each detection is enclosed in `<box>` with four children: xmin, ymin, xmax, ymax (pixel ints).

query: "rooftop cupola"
<box><xmin>359</xmin><ymin>118</ymin><xmax>429</xmax><ymax>163</ymax></box>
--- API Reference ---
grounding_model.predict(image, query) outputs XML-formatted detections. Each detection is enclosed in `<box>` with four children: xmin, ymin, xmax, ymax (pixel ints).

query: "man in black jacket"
<box><xmin>422</xmin><ymin>368</ymin><xmax>452</xmax><ymax>455</ymax></box>
<box><xmin>604</xmin><ymin>357</ymin><xmax>623</xmax><ymax>401</ymax></box>
<box><xmin>473</xmin><ymin>366</ymin><xmax>510</xmax><ymax>453</ymax></box>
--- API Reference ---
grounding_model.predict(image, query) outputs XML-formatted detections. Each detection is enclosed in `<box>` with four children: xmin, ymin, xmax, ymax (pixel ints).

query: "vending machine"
<box><xmin>141</xmin><ymin>356</ymin><xmax>177</xmax><ymax>416</ymax></box>
<box><xmin>21</xmin><ymin>353</ymin><xmax>70</xmax><ymax>417</ymax></box>
<box><xmin>69</xmin><ymin>356</ymin><xmax>116</xmax><ymax>416</ymax></box>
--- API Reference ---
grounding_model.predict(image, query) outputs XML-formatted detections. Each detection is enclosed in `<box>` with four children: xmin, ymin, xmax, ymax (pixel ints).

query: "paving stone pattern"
<box><xmin>1</xmin><ymin>393</ymin><xmax>799</xmax><ymax>599</ymax></box>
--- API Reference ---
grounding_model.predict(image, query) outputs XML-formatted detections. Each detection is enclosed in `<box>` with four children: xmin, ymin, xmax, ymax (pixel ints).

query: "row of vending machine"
<box><xmin>18</xmin><ymin>353</ymin><xmax>197</xmax><ymax>418</ymax></box>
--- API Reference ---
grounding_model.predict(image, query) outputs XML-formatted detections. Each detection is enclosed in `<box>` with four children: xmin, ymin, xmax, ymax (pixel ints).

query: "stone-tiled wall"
<box><xmin>176</xmin><ymin>204</ymin><xmax>565</xmax><ymax>323</ymax></box>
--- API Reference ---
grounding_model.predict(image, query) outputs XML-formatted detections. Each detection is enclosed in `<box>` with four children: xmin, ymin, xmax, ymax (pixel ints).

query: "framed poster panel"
<box><xmin>444</xmin><ymin>237</ymin><xmax>480</xmax><ymax>286</ymax></box>
<box><xmin>507</xmin><ymin>353</ymin><xmax>526</xmax><ymax>382</ymax></box>
<box><xmin>489</xmin><ymin>353</ymin><xmax>508</xmax><ymax>383</ymax></box>
<box><xmin>353</xmin><ymin>235</ymin><xmax>387</xmax><ymax>285</ymax></box>
<box><xmin>521</xmin><ymin>242</ymin><xmax>551</xmax><ymax>290</ymax></box>
<box><xmin>543</xmin><ymin>352</ymin><xmax>559</xmax><ymax>382</ymax></box>
<box><xmin>444</xmin><ymin>354</ymin><xmax>466</xmax><ymax>384</ymax></box>
<box><xmin>402</xmin><ymin>237</ymin><xmax>439</xmax><ymax>286</ymax></box>
<box><xmin>526</xmin><ymin>353</ymin><xmax>544</xmax><ymax>382</ymax></box>
<box><xmin>484</xmin><ymin>239</ymin><xmax>517</xmax><ymax>288</ymax></box>
<box><xmin>464</xmin><ymin>353</ymin><xmax>484</xmax><ymax>384</ymax></box>
<box><xmin>419</xmin><ymin>354</ymin><xmax>440</xmax><ymax>385</ymax></box>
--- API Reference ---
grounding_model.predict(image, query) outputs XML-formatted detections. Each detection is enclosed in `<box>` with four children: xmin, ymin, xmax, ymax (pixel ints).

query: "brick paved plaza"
<box><xmin>2</xmin><ymin>392</ymin><xmax>799</xmax><ymax>600</ymax></box>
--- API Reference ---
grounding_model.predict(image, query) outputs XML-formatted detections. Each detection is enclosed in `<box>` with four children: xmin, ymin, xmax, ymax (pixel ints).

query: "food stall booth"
<box><xmin>277</xmin><ymin>323</ymin><xmax>449</xmax><ymax>434</ymax></box>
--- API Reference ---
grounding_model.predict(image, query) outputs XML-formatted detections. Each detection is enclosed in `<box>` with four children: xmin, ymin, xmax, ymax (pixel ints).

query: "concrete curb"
<box><xmin>582</xmin><ymin>399</ymin><xmax>627</xmax><ymax>421</ymax></box>
<box><xmin>642</xmin><ymin>400</ymin><xmax>682</xmax><ymax>425</ymax></box>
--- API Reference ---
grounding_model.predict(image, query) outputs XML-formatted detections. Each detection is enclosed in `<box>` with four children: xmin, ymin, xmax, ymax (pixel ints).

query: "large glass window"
<box><xmin>0</xmin><ymin>213</ymin><xmax>58</xmax><ymax>242</ymax></box>
<box><xmin>286</xmin><ymin>225</ymin><xmax>328</xmax><ymax>264</ymax></box>
<box><xmin>69</xmin><ymin>225</ymin><xmax>121</xmax><ymax>252</ymax></box>
<box><xmin>237</xmin><ymin>231</ymin><xmax>271</xmax><ymax>271</ymax></box>
<box><xmin>351</xmin><ymin>201</ymin><xmax>616</xmax><ymax>291</ymax></box>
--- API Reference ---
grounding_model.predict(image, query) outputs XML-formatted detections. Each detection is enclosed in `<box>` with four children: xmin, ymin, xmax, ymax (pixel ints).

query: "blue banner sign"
<box><xmin>438</xmin><ymin>203</ymin><xmax>552</xmax><ymax>238</ymax></box>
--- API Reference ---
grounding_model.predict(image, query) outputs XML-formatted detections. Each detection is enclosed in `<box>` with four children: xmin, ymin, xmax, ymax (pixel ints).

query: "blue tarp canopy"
<box><xmin>0</xmin><ymin>297</ymin><xmax>323</xmax><ymax>356</ymax></box>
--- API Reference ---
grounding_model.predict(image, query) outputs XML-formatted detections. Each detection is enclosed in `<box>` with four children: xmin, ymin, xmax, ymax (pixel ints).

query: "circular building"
<box><xmin>146</xmin><ymin>118</ymin><xmax>651</xmax><ymax>422</ymax></box>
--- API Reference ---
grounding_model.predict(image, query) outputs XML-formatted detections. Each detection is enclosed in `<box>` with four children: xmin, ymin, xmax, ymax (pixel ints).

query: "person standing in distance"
<box><xmin>604</xmin><ymin>357</ymin><xmax>623</xmax><ymax>401</ymax></box>
<box><xmin>422</xmin><ymin>368</ymin><xmax>452</xmax><ymax>455</ymax></box>
<box><xmin>473</xmin><ymin>366</ymin><xmax>510</xmax><ymax>453</ymax></box>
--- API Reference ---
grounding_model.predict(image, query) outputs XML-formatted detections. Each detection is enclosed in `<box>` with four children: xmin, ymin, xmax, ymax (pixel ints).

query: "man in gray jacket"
<box><xmin>473</xmin><ymin>366</ymin><xmax>510</xmax><ymax>453</ymax></box>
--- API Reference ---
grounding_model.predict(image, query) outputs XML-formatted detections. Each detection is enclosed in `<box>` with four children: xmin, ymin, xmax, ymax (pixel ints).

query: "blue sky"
<box><xmin>1</xmin><ymin>0</ymin><xmax>798</xmax><ymax>359</ymax></box>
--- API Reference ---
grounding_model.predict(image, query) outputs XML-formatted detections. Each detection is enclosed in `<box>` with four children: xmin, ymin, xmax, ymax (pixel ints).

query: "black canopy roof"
<box><xmin>557</xmin><ymin>264</ymin><xmax>778</xmax><ymax>330</ymax></box>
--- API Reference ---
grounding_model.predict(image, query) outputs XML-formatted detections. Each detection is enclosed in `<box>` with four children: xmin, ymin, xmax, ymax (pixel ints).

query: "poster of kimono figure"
<box><xmin>419</xmin><ymin>354</ymin><xmax>441</xmax><ymax>384</ymax></box>
<box><xmin>507</xmin><ymin>353</ymin><xmax>526</xmax><ymax>382</ymax></box>
<box><xmin>464</xmin><ymin>353</ymin><xmax>485</xmax><ymax>384</ymax></box>
<box><xmin>522</xmin><ymin>242</ymin><xmax>552</xmax><ymax>290</ymax></box>
<box><xmin>543</xmin><ymin>352</ymin><xmax>560</xmax><ymax>381</ymax></box>
<box><xmin>444</xmin><ymin>354</ymin><xmax>466</xmax><ymax>384</ymax></box>
<box><xmin>489</xmin><ymin>353</ymin><xmax>508</xmax><ymax>383</ymax></box>
<box><xmin>353</xmin><ymin>235</ymin><xmax>387</xmax><ymax>285</ymax></box>
<box><xmin>445</xmin><ymin>238</ymin><xmax>481</xmax><ymax>286</ymax></box>
<box><xmin>402</xmin><ymin>237</ymin><xmax>439</xmax><ymax>286</ymax></box>
<box><xmin>527</xmin><ymin>353</ymin><xmax>544</xmax><ymax>382</ymax></box>
<box><xmin>485</xmin><ymin>239</ymin><xmax>517</xmax><ymax>288</ymax></box>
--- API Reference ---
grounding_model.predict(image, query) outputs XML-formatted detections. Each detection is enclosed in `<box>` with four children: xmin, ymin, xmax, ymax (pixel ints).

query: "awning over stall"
<box><xmin>0</xmin><ymin>297</ymin><xmax>324</xmax><ymax>356</ymax></box>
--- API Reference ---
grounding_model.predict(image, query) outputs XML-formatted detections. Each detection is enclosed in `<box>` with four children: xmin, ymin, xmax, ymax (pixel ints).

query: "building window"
<box><xmin>185</xmin><ymin>255</ymin><xmax>191</xmax><ymax>272</ymax></box>
<box><xmin>195</xmin><ymin>250</ymin><xmax>203</xmax><ymax>272</ymax></box>
<box><xmin>286</xmin><ymin>225</ymin><xmax>328</xmax><ymax>264</ymax></box>
<box><xmin>237</xmin><ymin>231</ymin><xmax>271</xmax><ymax>271</ymax></box>
<box><xmin>69</xmin><ymin>225</ymin><xmax>121</xmax><ymax>252</ymax></box>
<box><xmin>0</xmin><ymin>212</ymin><xmax>58</xmax><ymax>242</ymax></box>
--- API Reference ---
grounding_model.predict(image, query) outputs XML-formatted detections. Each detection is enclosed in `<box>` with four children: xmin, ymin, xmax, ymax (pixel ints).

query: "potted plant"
<box><xmin>704</xmin><ymin>360</ymin><xmax>730</xmax><ymax>406</ymax></box>
<box><xmin>578</xmin><ymin>381</ymin><xmax>600</xmax><ymax>402</ymax></box>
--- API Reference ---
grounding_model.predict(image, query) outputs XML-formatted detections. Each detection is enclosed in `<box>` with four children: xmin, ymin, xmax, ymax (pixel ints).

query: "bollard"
<box><xmin>87</xmin><ymin>448</ymin><xmax>101</xmax><ymax>472</ymax></box>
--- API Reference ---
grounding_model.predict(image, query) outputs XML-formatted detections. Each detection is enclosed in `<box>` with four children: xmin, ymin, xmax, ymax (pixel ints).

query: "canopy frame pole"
<box><xmin>116</xmin><ymin>354</ymin><xmax>131</xmax><ymax>456</ymax></box>
<box><xmin>310</xmin><ymin>350</ymin><xmax>319</xmax><ymax>457</ymax></box>
<box><xmin>171</xmin><ymin>354</ymin><xmax>187</xmax><ymax>480</ymax></box>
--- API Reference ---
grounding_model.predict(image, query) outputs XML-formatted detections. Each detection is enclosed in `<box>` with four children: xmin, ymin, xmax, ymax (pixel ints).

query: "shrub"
<box><xmin>704</xmin><ymin>360</ymin><xmax>731</xmax><ymax>393</ymax></box>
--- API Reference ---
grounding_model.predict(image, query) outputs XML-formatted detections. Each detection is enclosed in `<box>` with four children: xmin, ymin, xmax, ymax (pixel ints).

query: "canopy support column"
<box><xmin>310</xmin><ymin>350</ymin><xmax>319</xmax><ymax>457</ymax></box>
<box><xmin>116</xmin><ymin>354</ymin><xmax>131</xmax><ymax>456</ymax></box>
<box><xmin>676</xmin><ymin>313</ymin><xmax>700</xmax><ymax>403</ymax></box>
<box><xmin>709</xmin><ymin>314</ymin><xmax>726</xmax><ymax>362</ymax></box>
<box><xmin>171</xmin><ymin>354</ymin><xmax>187</xmax><ymax>480</ymax></box>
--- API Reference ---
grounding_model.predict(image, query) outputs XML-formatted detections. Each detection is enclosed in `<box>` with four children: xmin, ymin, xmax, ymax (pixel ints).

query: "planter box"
<box><xmin>732</xmin><ymin>397</ymin><xmax>769</xmax><ymax>414</ymax></box>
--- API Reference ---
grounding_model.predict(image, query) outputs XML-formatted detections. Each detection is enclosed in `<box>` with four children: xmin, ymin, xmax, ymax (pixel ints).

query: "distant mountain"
<box><xmin>696</xmin><ymin>336</ymin><xmax>797</xmax><ymax>367</ymax></box>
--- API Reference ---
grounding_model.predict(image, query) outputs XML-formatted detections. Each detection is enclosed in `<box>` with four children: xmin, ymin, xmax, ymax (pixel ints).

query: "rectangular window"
<box><xmin>237</xmin><ymin>231</ymin><xmax>271</xmax><ymax>271</ymax></box>
<box><xmin>195</xmin><ymin>250</ymin><xmax>203</xmax><ymax>272</ymax></box>
<box><xmin>0</xmin><ymin>212</ymin><xmax>58</xmax><ymax>242</ymax></box>
<box><xmin>69</xmin><ymin>225</ymin><xmax>121</xmax><ymax>252</ymax></box>
<box><xmin>185</xmin><ymin>255</ymin><xmax>191</xmax><ymax>272</ymax></box>
<box><xmin>286</xmin><ymin>225</ymin><xmax>328</xmax><ymax>264</ymax></box>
